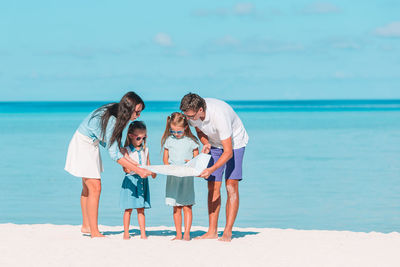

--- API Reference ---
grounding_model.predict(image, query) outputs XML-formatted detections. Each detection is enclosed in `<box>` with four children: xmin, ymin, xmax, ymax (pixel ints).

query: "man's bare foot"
<box><xmin>81</xmin><ymin>227</ymin><xmax>90</xmax><ymax>233</ymax></box>
<box><xmin>183</xmin><ymin>234</ymin><xmax>191</xmax><ymax>241</ymax></box>
<box><xmin>171</xmin><ymin>235</ymin><xmax>182</xmax><ymax>241</ymax></box>
<box><xmin>194</xmin><ymin>232</ymin><xmax>218</xmax><ymax>240</ymax></box>
<box><xmin>91</xmin><ymin>232</ymin><xmax>105</xmax><ymax>238</ymax></box>
<box><xmin>123</xmin><ymin>234</ymin><xmax>131</xmax><ymax>240</ymax></box>
<box><xmin>218</xmin><ymin>233</ymin><xmax>232</xmax><ymax>242</ymax></box>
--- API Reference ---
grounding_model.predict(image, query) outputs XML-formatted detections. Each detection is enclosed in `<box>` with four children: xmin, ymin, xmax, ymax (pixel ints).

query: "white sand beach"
<box><xmin>1</xmin><ymin>224</ymin><xmax>399</xmax><ymax>267</ymax></box>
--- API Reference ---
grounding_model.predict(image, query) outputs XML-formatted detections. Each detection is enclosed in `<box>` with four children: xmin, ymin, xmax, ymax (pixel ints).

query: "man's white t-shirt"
<box><xmin>189</xmin><ymin>98</ymin><xmax>249</xmax><ymax>149</ymax></box>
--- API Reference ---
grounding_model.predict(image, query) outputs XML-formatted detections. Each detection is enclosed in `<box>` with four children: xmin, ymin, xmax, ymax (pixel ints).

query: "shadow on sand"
<box><xmin>96</xmin><ymin>229</ymin><xmax>259</xmax><ymax>240</ymax></box>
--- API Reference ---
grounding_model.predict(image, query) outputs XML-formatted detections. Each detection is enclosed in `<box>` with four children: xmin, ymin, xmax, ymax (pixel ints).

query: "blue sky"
<box><xmin>1</xmin><ymin>0</ymin><xmax>400</xmax><ymax>101</ymax></box>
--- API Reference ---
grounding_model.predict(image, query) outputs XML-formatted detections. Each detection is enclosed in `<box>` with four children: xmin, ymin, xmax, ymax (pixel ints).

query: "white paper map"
<box><xmin>142</xmin><ymin>153</ymin><xmax>211</xmax><ymax>177</ymax></box>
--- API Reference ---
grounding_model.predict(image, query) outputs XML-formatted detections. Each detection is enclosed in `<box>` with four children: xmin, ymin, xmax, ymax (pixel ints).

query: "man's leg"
<box><xmin>219</xmin><ymin>179</ymin><xmax>239</xmax><ymax>242</ymax></box>
<box><xmin>196</xmin><ymin>181</ymin><xmax>222</xmax><ymax>239</ymax></box>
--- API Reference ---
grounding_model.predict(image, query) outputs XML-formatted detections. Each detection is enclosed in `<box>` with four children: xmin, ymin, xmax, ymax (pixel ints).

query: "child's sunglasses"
<box><xmin>133</xmin><ymin>135</ymin><xmax>147</xmax><ymax>141</ymax></box>
<box><xmin>169</xmin><ymin>129</ymin><xmax>184</xmax><ymax>135</ymax></box>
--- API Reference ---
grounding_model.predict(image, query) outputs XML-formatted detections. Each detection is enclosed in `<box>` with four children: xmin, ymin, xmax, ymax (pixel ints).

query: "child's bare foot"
<box><xmin>123</xmin><ymin>234</ymin><xmax>131</xmax><ymax>240</ymax></box>
<box><xmin>195</xmin><ymin>232</ymin><xmax>218</xmax><ymax>240</ymax></box>
<box><xmin>81</xmin><ymin>227</ymin><xmax>90</xmax><ymax>233</ymax></box>
<box><xmin>183</xmin><ymin>234</ymin><xmax>191</xmax><ymax>241</ymax></box>
<box><xmin>218</xmin><ymin>233</ymin><xmax>232</xmax><ymax>242</ymax></box>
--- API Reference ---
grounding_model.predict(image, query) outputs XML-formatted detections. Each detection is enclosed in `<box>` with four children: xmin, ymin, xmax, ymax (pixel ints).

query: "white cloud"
<box><xmin>302</xmin><ymin>2</ymin><xmax>340</xmax><ymax>14</ymax></box>
<box><xmin>375</xmin><ymin>22</ymin><xmax>400</xmax><ymax>37</ymax></box>
<box><xmin>234</xmin><ymin>3</ymin><xmax>255</xmax><ymax>15</ymax></box>
<box><xmin>154</xmin><ymin>33</ymin><xmax>173</xmax><ymax>46</ymax></box>
<box><xmin>193</xmin><ymin>2</ymin><xmax>256</xmax><ymax>17</ymax></box>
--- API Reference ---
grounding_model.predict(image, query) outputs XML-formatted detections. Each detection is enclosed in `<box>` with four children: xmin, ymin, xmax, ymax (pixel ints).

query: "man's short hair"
<box><xmin>180</xmin><ymin>93</ymin><xmax>206</xmax><ymax>112</ymax></box>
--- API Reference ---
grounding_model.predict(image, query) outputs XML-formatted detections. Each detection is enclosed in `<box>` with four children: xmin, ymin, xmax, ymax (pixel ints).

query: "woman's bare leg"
<box><xmin>183</xmin><ymin>205</ymin><xmax>192</xmax><ymax>241</ymax></box>
<box><xmin>80</xmin><ymin>179</ymin><xmax>90</xmax><ymax>233</ymax></box>
<box><xmin>123</xmin><ymin>209</ymin><xmax>133</xmax><ymax>239</ymax></box>
<box><xmin>172</xmin><ymin>206</ymin><xmax>183</xmax><ymax>240</ymax></box>
<box><xmin>83</xmin><ymin>178</ymin><xmax>104</xmax><ymax>238</ymax></box>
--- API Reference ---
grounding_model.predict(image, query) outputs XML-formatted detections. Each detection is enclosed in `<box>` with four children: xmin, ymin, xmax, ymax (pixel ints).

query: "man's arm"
<box><xmin>199</xmin><ymin>137</ymin><xmax>233</xmax><ymax>179</ymax></box>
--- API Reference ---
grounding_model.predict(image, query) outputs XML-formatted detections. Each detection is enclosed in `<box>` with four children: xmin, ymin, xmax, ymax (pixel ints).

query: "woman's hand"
<box><xmin>136</xmin><ymin>168</ymin><xmax>153</xmax><ymax>179</ymax></box>
<box><xmin>201</xmin><ymin>143</ymin><xmax>211</xmax><ymax>154</ymax></box>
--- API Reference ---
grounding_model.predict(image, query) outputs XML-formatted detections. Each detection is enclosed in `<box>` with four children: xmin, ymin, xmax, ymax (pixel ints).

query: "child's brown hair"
<box><xmin>124</xmin><ymin>121</ymin><xmax>147</xmax><ymax>149</ymax></box>
<box><xmin>161</xmin><ymin>112</ymin><xmax>199</xmax><ymax>148</ymax></box>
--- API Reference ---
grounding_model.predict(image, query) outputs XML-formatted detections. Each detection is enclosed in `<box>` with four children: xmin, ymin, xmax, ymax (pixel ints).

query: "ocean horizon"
<box><xmin>1</xmin><ymin>100</ymin><xmax>399</xmax><ymax>233</ymax></box>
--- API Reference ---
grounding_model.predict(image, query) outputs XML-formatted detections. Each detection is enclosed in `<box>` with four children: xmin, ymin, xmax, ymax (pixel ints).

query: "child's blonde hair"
<box><xmin>161</xmin><ymin>112</ymin><xmax>199</xmax><ymax>147</ymax></box>
<box><xmin>124</xmin><ymin>121</ymin><xmax>147</xmax><ymax>149</ymax></box>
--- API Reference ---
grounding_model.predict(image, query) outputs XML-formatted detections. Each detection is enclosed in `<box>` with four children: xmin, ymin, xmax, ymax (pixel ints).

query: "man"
<box><xmin>180</xmin><ymin>93</ymin><xmax>249</xmax><ymax>242</ymax></box>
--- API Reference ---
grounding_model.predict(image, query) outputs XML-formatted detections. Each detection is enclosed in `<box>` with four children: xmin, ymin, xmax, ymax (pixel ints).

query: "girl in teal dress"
<box><xmin>161</xmin><ymin>112</ymin><xmax>199</xmax><ymax>240</ymax></box>
<box><xmin>120</xmin><ymin>121</ymin><xmax>156</xmax><ymax>239</ymax></box>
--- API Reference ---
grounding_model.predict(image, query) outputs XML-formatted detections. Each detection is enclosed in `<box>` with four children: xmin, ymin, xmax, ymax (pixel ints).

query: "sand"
<box><xmin>1</xmin><ymin>224</ymin><xmax>399</xmax><ymax>267</ymax></box>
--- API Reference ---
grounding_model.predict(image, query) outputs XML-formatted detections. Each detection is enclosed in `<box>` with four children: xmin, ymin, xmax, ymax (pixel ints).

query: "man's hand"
<box><xmin>199</xmin><ymin>168</ymin><xmax>213</xmax><ymax>179</ymax></box>
<box><xmin>201</xmin><ymin>143</ymin><xmax>211</xmax><ymax>154</ymax></box>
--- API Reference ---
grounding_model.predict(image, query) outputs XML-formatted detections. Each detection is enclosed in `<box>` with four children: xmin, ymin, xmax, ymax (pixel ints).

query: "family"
<box><xmin>65</xmin><ymin>92</ymin><xmax>249</xmax><ymax>242</ymax></box>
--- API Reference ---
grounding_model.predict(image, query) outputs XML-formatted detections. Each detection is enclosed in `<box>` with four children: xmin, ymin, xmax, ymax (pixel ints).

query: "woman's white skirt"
<box><xmin>65</xmin><ymin>131</ymin><xmax>103</xmax><ymax>179</ymax></box>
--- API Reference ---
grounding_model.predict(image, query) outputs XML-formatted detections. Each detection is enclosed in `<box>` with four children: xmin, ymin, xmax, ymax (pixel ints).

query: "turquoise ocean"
<box><xmin>1</xmin><ymin>100</ymin><xmax>400</xmax><ymax>233</ymax></box>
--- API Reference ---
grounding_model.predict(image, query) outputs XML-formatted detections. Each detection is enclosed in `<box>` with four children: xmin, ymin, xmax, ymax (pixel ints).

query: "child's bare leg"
<box><xmin>183</xmin><ymin>205</ymin><xmax>192</xmax><ymax>241</ymax></box>
<box><xmin>80</xmin><ymin>179</ymin><xmax>90</xmax><ymax>233</ymax></box>
<box><xmin>137</xmin><ymin>208</ymin><xmax>147</xmax><ymax>239</ymax></box>
<box><xmin>219</xmin><ymin>179</ymin><xmax>239</xmax><ymax>242</ymax></box>
<box><xmin>196</xmin><ymin>181</ymin><xmax>221</xmax><ymax>239</ymax></box>
<box><xmin>83</xmin><ymin>178</ymin><xmax>104</xmax><ymax>238</ymax></box>
<box><xmin>123</xmin><ymin>209</ymin><xmax>133</xmax><ymax>239</ymax></box>
<box><xmin>172</xmin><ymin>206</ymin><xmax>183</xmax><ymax>240</ymax></box>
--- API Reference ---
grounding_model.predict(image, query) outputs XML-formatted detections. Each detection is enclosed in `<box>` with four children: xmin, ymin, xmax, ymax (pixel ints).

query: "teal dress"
<box><xmin>164</xmin><ymin>136</ymin><xmax>199</xmax><ymax>206</ymax></box>
<box><xmin>120</xmin><ymin>145</ymin><xmax>151</xmax><ymax>210</ymax></box>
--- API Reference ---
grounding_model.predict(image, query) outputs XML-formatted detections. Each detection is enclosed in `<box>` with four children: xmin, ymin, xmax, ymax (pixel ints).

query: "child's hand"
<box><xmin>184</xmin><ymin>159</ymin><xmax>190</xmax><ymax>163</ymax></box>
<box><xmin>123</xmin><ymin>167</ymin><xmax>132</xmax><ymax>173</ymax></box>
<box><xmin>151</xmin><ymin>172</ymin><xmax>157</xmax><ymax>179</ymax></box>
<box><xmin>201</xmin><ymin>143</ymin><xmax>211</xmax><ymax>154</ymax></box>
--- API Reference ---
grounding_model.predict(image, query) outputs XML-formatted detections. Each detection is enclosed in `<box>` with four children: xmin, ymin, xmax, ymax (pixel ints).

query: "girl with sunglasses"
<box><xmin>161</xmin><ymin>112</ymin><xmax>199</xmax><ymax>240</ymax></box>
<box><xmin>120</xmin><ymin>121</ymin><xmax>156</xmax><ymax>239</ymax></box>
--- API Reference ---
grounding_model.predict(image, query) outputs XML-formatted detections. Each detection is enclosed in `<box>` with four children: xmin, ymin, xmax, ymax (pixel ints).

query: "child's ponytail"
<box><xmin>161</xmin><ymin>116</ymin><xmax>172</xmax><ymax>148</ymax></box>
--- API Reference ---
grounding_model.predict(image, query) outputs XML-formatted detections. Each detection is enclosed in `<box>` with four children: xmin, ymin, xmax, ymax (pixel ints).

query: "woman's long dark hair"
<box><xmin>91</xmin><ymin>91</ymin><xmax>145</xmax><ymax>149</ymax></box>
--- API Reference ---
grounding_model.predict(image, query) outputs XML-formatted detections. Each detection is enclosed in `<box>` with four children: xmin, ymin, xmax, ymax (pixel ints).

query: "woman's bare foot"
<box><xmin>91</xmin><ymin>232</ymin><xmax>105</xmax><ymax>238</ymax></box>
<box><xmin>81</xmin><ymin>227</ymin><xmax>90</xmax><ymax>233</ymax></box>
<box><xmin>195</xmin><ymin>232</ymin><xmax>218</xmax><ymax>240</ymax></box>
<box><xmin>183</xmin><ymin>234</ymin><xmax>191</xmax><ymax>241</ymax></box>
<box><xmin>140</xmin><ymin>234</ymin><xmax>148</xmax><ymax>239</ymax></box>
<box><xmin>218</xmin><ymin>233</ymin><xmax>232</xmax><ymax>242</ymax></box>
<box><xmin>171</xmin><ymin>235</ymin><xmax>182</xmax><ymax>241</ymax></box>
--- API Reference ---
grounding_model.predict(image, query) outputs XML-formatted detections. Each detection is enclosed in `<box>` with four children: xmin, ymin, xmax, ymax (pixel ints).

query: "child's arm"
<box><xmin>163</xmin><ymin>148</ymin><xmax>169</xmax><ymax>165</ymax></box>
<box><xmin>193</xmin><ymin>148</ymin><xmax>199</xmax><ymax>158</ymax></box>
<box><xmin>120</xmin><ymin>148</ymin><xmax>139</xmax><ymax>173</ymax></box>
<box><xmin>195</xmin><ymin>127</ymin><xmax>211</xmax><ymax>153</ymax></box>
<box><xmin>147</xmin><ymin>153</ymin><xmax>156</xmax><ymax>178</ymax></box>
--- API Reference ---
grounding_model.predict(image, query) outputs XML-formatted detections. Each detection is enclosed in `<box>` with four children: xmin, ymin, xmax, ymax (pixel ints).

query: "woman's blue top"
<box><xmin>77</xmin><ymin>110</ymin><xmax>124</xmax><ymax>161</ymax></box>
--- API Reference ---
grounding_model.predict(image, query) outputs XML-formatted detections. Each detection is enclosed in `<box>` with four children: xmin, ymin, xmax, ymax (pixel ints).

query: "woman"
<box><xmin>65</xmin><ymin>91</ymin><xmax>153</xmax><ymax>237</ymax></box>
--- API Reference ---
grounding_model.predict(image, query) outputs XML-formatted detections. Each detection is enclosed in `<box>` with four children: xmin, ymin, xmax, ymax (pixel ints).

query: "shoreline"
<box><xmin>1</xmin><ymin>224</ymin><xmax>399</xmax><ymax>267</ymax></box>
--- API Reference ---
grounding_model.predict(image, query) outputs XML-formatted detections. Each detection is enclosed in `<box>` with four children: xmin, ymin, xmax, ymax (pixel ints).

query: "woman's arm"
<box><xmin>117</xmin><ymin>157</ymin><xmax>152</xmax><ymax>178</ymax></box>
<box><xmin>163</xmin><ymin>148</ymin><xmax>170</xmax><ymax>165</ymax></box>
